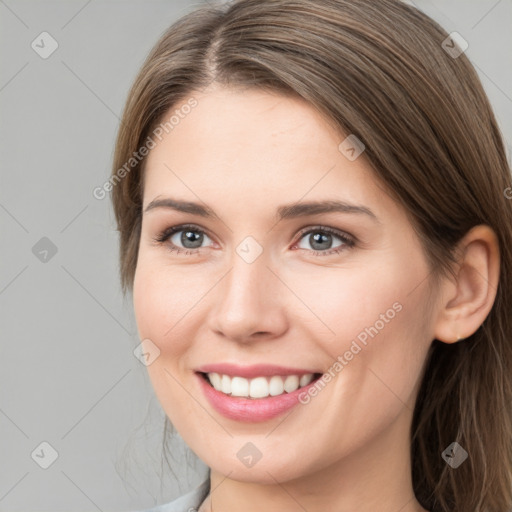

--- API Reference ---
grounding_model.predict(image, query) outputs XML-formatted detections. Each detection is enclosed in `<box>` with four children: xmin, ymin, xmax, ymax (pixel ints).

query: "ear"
<box><xmin>433</xmin><ymin>225</ymin><xmax>500</xmax><ymax>344</ymax></box>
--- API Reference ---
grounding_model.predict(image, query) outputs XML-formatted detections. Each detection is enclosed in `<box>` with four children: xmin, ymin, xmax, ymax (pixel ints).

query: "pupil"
<box><xmin>182</xmin><ymin>230</ymin><xmax>203</xmax><ymax>249</ymax></box>
<box><xmin>311</xmin><ymin>232</ymin><xmax>331</xmax><ymax>250</ymax></box>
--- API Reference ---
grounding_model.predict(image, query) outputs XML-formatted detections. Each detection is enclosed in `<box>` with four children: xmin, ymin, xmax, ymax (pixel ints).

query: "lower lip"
<box><xmin>196</xmin><ymin>373</ymin><xmax>320</xmax><ymax>422</ymax></box>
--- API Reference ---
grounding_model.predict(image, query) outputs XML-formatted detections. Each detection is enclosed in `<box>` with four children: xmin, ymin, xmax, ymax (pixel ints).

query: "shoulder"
<box><xmin>134</xmin><ymin>478</ymin><xmax>210</xmax><ymax>512</ymax></box>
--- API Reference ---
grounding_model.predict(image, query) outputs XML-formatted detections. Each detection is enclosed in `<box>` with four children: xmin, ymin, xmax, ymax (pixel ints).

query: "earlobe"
<box><xmin>433</xmin><ymin>225</ymin><xmax>500</xmax><ymax>344</ymax></box>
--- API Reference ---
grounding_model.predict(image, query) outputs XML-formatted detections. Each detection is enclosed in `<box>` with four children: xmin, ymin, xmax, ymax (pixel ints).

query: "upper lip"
<box><xmin>195</xmin><ymin>363</ymin><xmax>321</xmax><ymax>379</ymax></box>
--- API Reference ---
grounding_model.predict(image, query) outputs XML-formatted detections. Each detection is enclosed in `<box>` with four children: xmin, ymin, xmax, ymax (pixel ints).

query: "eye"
<box><xmin>153</xmin><ymin>224</ymin><xmax>355</xmax><ymax>257</ymax></box>
<box><xmin>153</xmin><ymin>224</ymin><xmax>213</xmax><ymax>254</ymax></box>
<box><xmin>293</xmin><ymin>226</ymin><xmax>355</xmax><ymax>256</ymax></box>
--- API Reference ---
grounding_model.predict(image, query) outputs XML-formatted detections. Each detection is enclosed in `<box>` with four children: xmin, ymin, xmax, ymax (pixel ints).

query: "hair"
<box><xmin>110</xmin><ymin>0</ymin><xmax>512</xmax><ymax>510</ymax></box>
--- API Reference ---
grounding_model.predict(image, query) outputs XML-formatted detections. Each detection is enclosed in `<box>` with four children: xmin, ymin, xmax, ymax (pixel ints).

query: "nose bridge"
<box><xmin>209</xmin><ymin>242</ymin><xmax>286</xmax><ymax>341</ymax></box>
<box><xmin>222</xmin><ymin>248</ymin><xmax>272</xmax><ymax>316</ymax></box>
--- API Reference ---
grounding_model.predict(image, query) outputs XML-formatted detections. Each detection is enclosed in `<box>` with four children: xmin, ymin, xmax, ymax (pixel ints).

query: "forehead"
<box><xmin>142</xmin><ymin>87</ymin><xmax>397</xmax><ymax>222</ymax></box>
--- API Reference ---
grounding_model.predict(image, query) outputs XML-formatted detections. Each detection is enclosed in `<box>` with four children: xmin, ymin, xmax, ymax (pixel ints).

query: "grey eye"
<box><xmin>170</xmin><ymin>229</ymin><xmax>212</xmax><ymax>249</ymax></box>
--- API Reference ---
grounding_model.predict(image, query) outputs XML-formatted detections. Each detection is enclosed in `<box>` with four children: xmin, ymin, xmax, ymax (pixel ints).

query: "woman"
<box><xmin>111</xmin><ymin>0</ymin><xmax>512</xmax><ymax>510</ymax></box>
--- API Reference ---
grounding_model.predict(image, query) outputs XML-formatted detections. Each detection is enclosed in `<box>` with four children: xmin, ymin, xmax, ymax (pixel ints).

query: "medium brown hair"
<box><xmin>111</xmin><ymin>1</ymin><xmax>512</xmax><ymax>510</ymax></box>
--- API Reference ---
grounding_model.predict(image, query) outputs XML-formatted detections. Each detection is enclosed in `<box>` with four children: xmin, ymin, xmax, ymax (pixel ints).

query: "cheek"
<box><xmin>133</xmin><ymin>258</ymin><xmax>199</xmax><ymax>354</ymax></box>
<box><xmin>133</xmin><ymin>262</ymin><xmax>202</xmax><ymax>421</ymax></box>
<box><xmin>283</xmin><ymin>260</ymin><xmax>408</xmax><ymax>341</ymax></box>
<box><xmin>133</xmin><ymin>266</ymin><xmax>165</xmax><ymax>344</ymax></box>
<box><xmin>291</xmin><ymin>256</ymin><xmax>431</xmax><ymax>397</ymax></box>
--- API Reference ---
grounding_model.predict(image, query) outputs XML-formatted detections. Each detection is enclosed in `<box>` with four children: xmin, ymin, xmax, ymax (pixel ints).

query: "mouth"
<box><xmin>197</xmin><ymin>371</ymin><xmax>323</xmax><ymax>399</ymax></box>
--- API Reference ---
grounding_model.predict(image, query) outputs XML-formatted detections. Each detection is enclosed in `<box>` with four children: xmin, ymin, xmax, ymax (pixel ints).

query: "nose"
<box><xmin>207</xmin><ymin>248</ymin><xmax>289</xmax><ymax>344</ymax></box>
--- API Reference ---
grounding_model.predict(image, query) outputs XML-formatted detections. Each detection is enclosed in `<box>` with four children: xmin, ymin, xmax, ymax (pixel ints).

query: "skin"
<box><xmin>133</xmin><ymin>85</ymin><xmax>499</xmax><ymax>512</ymax></box>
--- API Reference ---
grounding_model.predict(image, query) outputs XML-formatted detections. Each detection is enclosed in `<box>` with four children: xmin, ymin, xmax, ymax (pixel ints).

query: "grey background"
<box><xmin>0</xmin><ymin>0</ymin><xmax>511</xmax><ymax>511</ymax></box>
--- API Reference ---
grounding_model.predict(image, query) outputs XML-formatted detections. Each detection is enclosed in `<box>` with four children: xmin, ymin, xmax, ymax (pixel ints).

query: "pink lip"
<box><xmin>195</xmin><ymin>371</ymin><xmax>322</xmax><ymax>423</ymax></box>
<box><xmin>195</xmin><ymin>363</ymin><xmax>319</xmax><ymax>379</ymax></box>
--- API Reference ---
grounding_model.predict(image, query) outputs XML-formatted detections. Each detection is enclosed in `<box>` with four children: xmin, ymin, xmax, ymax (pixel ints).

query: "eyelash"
<box><xmin>153</xmin><ymin>223</ymin><xmax>356</xmax><ymax>257</ymax></box>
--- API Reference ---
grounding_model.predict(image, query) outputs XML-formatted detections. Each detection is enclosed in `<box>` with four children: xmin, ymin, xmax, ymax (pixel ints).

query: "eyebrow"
<box><xmin>143</xmin><ymin>197</ymin><xmax>379</xmax><ymax>223</ymax></box>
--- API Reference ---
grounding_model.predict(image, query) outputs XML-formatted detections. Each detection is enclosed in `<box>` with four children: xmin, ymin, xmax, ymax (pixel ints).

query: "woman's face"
<box><xmin>133</xmin><ymin>86</ymin><xmax>437</xmax><ymax>483</ymax></box>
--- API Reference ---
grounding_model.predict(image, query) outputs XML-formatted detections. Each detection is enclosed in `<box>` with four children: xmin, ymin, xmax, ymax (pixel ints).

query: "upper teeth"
<box><xmin>206</xmin><ymin>373</ymin><xmax>315</xmax><ymax>398</ymax></box>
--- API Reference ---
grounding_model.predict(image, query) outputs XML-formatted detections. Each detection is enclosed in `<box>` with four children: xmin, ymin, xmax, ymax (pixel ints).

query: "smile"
<box><xmin>203</xmin><ymin>372</ymin><xmax>318</xmax><ymax>398</ymax></box>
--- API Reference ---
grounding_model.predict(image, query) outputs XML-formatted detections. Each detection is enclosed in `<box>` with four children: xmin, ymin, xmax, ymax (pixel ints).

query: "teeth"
<box><xmin>269</xmin><ymin>375</ymin><xmax>284</xmax><ymax>396</ymax></box>
<box><xmin>208</xmin><ymin>372</ymin><xmax>222</xmax><ymax>390</ymax></box>
<box><xmin>231</xmin><ymin>376</ymin><xmax>249</xmax><ymax>397</ymax></box>
<box><xmin>300</xmin><ymin>374</ymin><xmax>314</xmax><ymax>387</ymax></box>
<box><xmin>284</xmin><ymin>375</ymin><xmax>299</xmax><ymax>392</ymax></box>
<box><xmin>206</xmin><ymin>372</ymin><xmax>315</xmax><ymax>399</ymax></box>
<box><xmin>221</xmin><ymin>374</ymin><xmax>231</xmax><ymax>394</ymax></box>
<box><xmin>250</xmin><ymin>377</ymin><xmax>269</xmax><ymax>398</ymax></box>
